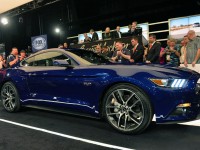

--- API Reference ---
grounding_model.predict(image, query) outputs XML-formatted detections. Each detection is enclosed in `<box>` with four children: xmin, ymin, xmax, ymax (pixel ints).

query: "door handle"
<box><xmin>28</xmin><ymin>73</ymin><xmax>36</xmax><ymax>76</ymax></box>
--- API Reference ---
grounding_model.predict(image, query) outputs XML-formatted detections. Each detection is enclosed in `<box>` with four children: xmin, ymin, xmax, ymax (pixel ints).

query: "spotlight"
<box><xmin>55</xmin><ymin>28</ymin><xmax>60</xmax><ymax>33</ymax></box>
<box><xmin>1</xmin><ymin>18</ymin><xmax>8</xmax><ymax>25</ymax></box>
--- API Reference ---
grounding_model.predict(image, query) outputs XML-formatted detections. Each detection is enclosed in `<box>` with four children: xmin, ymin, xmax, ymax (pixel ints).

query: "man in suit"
<box><xmin>102</xmin><ymin>27</ymin><xmax>113</xmax><ymax>40</ymax></box>
<box><xmin>113</xmin><ymin>26</ymin><xmax>122</xmax><ymax>39</ymax></box>
<box><xmin>90</xmin><ymin>29</ymin><xmax>99</xmax><ymax>42</ymax></box>
<box><xmin>128</xmin><ymin>21</ymin><xmax>142</xmax><ymax>37</ymax></box>
<box><xmin>83</xmin><ymin>33</ymin><xmax>91</xmax><ymax>42</ymax></box>
<box><xmin>130</xmin><ymin>36</ymin><xmax>144</xmax><ymax>63</ymax></box>
<box><xmin>145</xmin><ymin>34</ymin><xmax>161</xmax><ymax>64</ymax></box>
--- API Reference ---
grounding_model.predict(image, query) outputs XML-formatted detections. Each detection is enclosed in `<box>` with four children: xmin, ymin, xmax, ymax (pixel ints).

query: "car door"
<box><xmin>20</xmin><ymin>51</ymin><xmax>77</xmax><ymax>104</ymax></box>
<box><xmin>21</xmin><ymin>50</ymin><xmax>105</xmax><ymax>114</ymax></box>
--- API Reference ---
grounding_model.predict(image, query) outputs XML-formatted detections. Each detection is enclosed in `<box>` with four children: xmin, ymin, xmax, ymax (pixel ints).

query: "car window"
<box><xmin>68</xmin><ymin>50</ymin><xmax>110</xmax><ymax>64</ymax></box>
<box><xmin>21</xmin><ymin>51</ymin><xmax>77</xmax><ymax>67</ymax></box>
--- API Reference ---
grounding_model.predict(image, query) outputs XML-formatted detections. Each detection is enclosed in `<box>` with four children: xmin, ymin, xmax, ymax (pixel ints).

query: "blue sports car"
<box><xmin>0</xmin><ymin>48</ymin><xmax>200</xmax><ymax>134</ymax></box>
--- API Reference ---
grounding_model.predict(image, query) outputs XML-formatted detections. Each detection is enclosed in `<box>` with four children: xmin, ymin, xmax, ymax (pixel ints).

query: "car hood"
<box><xmin>79</xmin><ymin>64</ymin><xmax>198</xmax><ymax>79</ymax></box>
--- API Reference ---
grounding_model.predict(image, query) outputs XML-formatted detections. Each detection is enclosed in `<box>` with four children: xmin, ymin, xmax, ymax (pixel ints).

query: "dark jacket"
<box><xmin>128</xmin><ymin>27</ymin><xmax>142</xmax><ymax>36</ymax></box>
<box><xmin>6</xmin><ymin>54</ymin><xmax>20</xmax><ymax>68</ymax></box>
<box><xmin>91</xmin><ymin>32</ymin><xmax>99</xmax><ymax>42</ymax></box>
<box><xmin>84</xmin><ymin>37</ymin><xmax>91</xmax><ymax>42</ymax></box>
<box><xmin>146</xmin><ymin>42</ymin><xmax>161</xmax><ymax>63</ymax></box>
<box><xmin>113</xmin><ymin>31</ymin><xmax>122</xmax><ymax>39</ymax></box>
<box><xmin>102</xmin><ymin>32</ymin><xmax>113</xmax><ymax>40</ymax></box>
<box><xmin>130</xmin><ymin>44</ymin><xmax>144</xmax><ymax>63</ymax></box>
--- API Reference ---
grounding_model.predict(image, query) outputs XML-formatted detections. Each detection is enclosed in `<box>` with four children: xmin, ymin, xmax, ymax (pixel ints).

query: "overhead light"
<box><xmin>1</xmin><ymin>18</ymin><xmax>8</xmax><ymax>25</ymax></box>
<box><xmin>55</xmin><ymin>28</ymin><xmax>60</xmax><ymax>33</ymax></box>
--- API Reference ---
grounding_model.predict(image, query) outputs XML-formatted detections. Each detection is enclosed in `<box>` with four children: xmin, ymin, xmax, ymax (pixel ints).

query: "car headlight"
<box><xmin>150</xmin><ymin>79</ymin><xmax>187</xmax><ymax>88</ymax></box>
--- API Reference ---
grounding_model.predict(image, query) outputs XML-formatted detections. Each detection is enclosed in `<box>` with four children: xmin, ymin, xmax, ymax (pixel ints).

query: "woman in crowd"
<box><xmin>0</xmin><ymin>54</ymin><xmax>7</xmax><ymax>69</ymax></box>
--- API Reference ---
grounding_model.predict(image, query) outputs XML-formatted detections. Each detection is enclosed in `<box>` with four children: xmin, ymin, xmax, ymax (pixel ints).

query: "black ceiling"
<box><xmin>0</xmin><ymin>0</ymin><xmax>200</xmax><ymax>51</ymax></box>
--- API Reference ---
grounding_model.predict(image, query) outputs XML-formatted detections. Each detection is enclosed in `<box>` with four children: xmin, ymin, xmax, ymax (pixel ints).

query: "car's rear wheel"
<box><xmin>1</xmin><ymin>82</ymin><xmax>21</xmax><ymax>112</ymax></box>
<box><xmin>103</xmin><ymin>83</ymin><xmax>153</xmax><ymax>134</ymax></box>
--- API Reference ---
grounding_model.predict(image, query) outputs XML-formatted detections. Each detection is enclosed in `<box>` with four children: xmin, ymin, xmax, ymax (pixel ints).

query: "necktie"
<box><xmin>149</xmin><ymin>44</ymin><xmax>153</xmax><ymax>50</ymax></box>
<box><xmin>133</xmin><ymin>46</ymin><xmax>137</xmax><ymax>53</ymax></box>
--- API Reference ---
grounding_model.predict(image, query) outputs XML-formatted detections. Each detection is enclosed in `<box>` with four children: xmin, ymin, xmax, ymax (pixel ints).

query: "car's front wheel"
<box><xmin>1</xmin><ymin>82</ymin><xmax>21</xmax><ymax>112</ymax></box>
<box><xmin>103</xmin><ymin>83</ymin><xmax>153</xmax><ymax>134</ymax></box>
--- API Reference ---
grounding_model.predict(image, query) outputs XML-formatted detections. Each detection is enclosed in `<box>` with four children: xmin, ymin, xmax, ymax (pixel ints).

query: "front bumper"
<box><xmin>161</xmin><ymin>102</ymin><xmax>200</xmax><ymax>123</ymax></box>
<box><xmin>156</xmin><ymin>82</ymin><xmax>200</xmax><ymax>123</ymax></box>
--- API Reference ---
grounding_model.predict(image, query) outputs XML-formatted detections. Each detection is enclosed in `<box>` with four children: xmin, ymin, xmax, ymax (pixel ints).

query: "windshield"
<box><xmin>66</xmin><ymin>49</ymin><xmax>111</xmax><ymax>64</ymax></box>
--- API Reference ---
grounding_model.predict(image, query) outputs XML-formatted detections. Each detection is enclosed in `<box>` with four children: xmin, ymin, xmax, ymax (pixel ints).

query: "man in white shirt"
<box><xmin>113</xmin><ymin>26</ymin><xmax>122</xmax><ymax>39</ymax></box>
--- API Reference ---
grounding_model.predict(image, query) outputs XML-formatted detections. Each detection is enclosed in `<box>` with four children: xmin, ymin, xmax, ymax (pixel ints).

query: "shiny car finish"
<box><xmin>0</xmin><ymin>48</ymin><xmax>200</xmax><ymax>134</ymax></box>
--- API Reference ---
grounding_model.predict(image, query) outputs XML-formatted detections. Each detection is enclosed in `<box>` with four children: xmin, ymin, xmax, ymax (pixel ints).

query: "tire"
<box><xmin>103</xmin><ymin>83</ymin><xmax>153</xmax><ymax>134</ymax></box>
<box><xmin>1</xmin><ymin>82</ymin><xmax>21</xmax><ymax>112</ymax></box>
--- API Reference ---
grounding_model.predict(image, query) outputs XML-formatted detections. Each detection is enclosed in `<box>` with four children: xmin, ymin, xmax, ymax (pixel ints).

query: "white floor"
<box><xmin>152</xmin><ymin>114</ymin><xmax>200</xmax><ymax>127</ymax></box>
<box><xmin>180</xmin><ymin>119</ymin><xmax>200</xmax><ymax>127</ymax></box>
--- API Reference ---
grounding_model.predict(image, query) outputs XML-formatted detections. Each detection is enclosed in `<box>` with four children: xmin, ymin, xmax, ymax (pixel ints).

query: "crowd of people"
<box><xmin>81</xmin><ymin>21</ymin><xmax>142</xmax><ymax>42</ymax></box>
<box><xmin>0</xmin><ymin>48</ymin><xmax>27</xmax><ymax>69</ymax></box>
<box><xmin>68</xmin><ymin>20</ymin><xmax>199</xmax><ymax>72</ymax></box>
<box><xmin>2</xmin><ymin>21</ymin><xmax>200</xmax><ymax>73</ymax></box>
<box><xmin>91</xmin><ymin>28</ymin><xmax>200</xmax><ymax>72</ymax></box>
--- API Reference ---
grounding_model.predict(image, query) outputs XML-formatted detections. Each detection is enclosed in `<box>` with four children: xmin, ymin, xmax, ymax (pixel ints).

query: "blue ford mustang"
<box><xmin>0</xmin><ymin>48</ymin><xmax>200</xmax><ymax>134</ymax></box>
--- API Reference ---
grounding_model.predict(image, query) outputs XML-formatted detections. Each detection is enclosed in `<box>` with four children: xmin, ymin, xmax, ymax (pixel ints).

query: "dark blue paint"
<box><xmin>0</xmin><ymin>49</ymin><xmax>200</xmax><ymax>123</ymax></box>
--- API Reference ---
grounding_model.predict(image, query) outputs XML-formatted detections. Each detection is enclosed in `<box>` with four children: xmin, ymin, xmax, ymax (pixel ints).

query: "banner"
<box><xmin>70</xmin><ymin>36</ymin><xmax>148</xmax><ymax>52</ymax></box>
<box><xmin>169</xmin><ymin>14</ymin><xmax>200</xmax><ymax>39</ymax></box>
<box><xmin>31</xmin><ymin>34</ymin><xmax>48</xmax><ymax>52</ymax></box>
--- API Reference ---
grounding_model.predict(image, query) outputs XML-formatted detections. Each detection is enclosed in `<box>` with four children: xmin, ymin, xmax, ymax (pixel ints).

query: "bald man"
<box><xmin>111</xmin><ymin>41</ymin><xmax>130</xmax><ymax>63</ymax></box>
<box><xmin>183</xmin><ymin>30</ymin><xmax>200</xmax><ymax>72</ymax></box>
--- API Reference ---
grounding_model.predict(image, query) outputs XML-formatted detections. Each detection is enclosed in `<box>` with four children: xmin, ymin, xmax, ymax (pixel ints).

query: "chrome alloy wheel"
<box><xmin>1</xmin><ymin>82</ymin><xmax>20</xmax><ymax>112</ymax></box>
<box><xmin>105</xmin><ymin>88</ymin><xmax>144</xmax><ymax>132</ymax></box>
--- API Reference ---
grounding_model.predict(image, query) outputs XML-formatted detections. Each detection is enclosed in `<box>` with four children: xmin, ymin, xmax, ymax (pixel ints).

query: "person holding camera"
<box><xmin>164</xmin><ymin>38</ymin><xmax>180</xmax><ymax>67</ymax></box>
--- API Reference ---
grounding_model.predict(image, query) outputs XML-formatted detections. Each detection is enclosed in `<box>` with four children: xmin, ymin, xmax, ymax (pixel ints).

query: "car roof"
<box><xmin>27</xmin><ymin>48</ymin><xmax>92</xmax><ymax>65</ymax></box>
